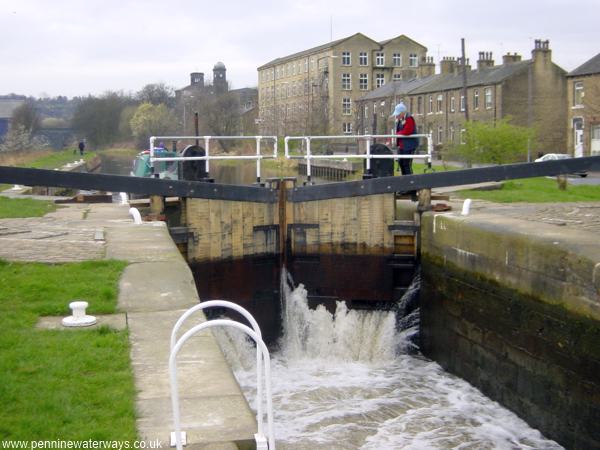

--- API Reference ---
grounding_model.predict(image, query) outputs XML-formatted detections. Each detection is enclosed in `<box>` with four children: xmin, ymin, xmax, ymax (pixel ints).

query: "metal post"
<box><xmin>306</xmin><ymin>137</ymin><xmax>312</xmax><ymax>184</ymax></box>
<box><xmin>256</xmin><ymin>136</ymin><xmax>262</xmax><ymax>184</ymax></box>
<box><xmin>427</xmin><ymin>133</ymin><xmax>433</xmax><ymax>169</ymax></box>
<box><xmin>363</xmin><ymin>137</ymin><xmax>373</xmax><ymax>179</ymax></box>
<box><xmin>149</xmin><ymin>136</ymin><xmax>157</xmax><ymax>178</ymax></box>
<box><xmin>365</xmin><ymin>136</ymin><xmax>372</xmax><ymax>179</ymax></box>
<box><xmin>461</xmin><ymin>38</ymin><xmax>470</xmax><ymax>122</ymax></box>
<box><xmin>204</xmin><ymin>137</ymin><xmax>211</xmax><ymax>176</ymax></box>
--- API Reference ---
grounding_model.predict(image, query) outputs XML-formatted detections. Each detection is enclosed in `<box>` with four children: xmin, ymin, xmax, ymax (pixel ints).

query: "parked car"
<box><xmin>534</xmin><ymin>153</ymin><xmax>588</xmax><ymax>177</ymax></box>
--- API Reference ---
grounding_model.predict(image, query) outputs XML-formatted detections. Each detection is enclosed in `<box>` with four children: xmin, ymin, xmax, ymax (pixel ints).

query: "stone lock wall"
<box><xmin>420</xmin><ymin>211</ymin><xmax>600</xmax><ymax>450</ymax></box>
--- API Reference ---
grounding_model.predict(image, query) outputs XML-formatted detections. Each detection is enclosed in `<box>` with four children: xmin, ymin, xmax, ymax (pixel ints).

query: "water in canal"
<box><xmin>215</xmin><ymin>271</ymin><xmax>563</xmax><ymax>450</ymax></box>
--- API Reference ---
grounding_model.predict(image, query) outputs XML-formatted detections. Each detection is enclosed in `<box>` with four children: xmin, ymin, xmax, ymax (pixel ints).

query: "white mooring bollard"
<box><xmin>129</xmin><ymin>207</ymin><xmax>142</xmax><ymax>224</ymax></box>
<box><xmin>62</xmin><ymin>301</ymin><xmax>97</xmax><ymax>327</ymax></box>
<box><xmin>461</xmin><ymin>198</ymin><xmax>472</xmax><ymax>216</ymax></box>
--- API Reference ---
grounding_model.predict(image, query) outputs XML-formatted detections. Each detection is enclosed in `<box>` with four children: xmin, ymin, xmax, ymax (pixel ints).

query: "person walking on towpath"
<box><xmin>78</xmin><ymin>140</ymin><xmax>85</xmax><ymax>156</ymax></box>
<box><xmin>391</xmin><ymin>102</ymin><xmax>418</xmax><ymax>176</ymax></box>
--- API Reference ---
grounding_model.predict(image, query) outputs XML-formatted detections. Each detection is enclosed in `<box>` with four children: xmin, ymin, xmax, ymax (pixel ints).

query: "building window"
<box><xmin>359</xmin><ymin>52</ymin><xmax>368</xmax><ymax>66</ymax></box>
<box><xmin>393</xmin><ymin>73</ymin><xmax>402</xmax><ymax>81</ymax></box>
<box><xmin>436</xmin><ymin>94</ymin><xmax>443</xmax><ymax>113</ymax></box>
<box><xmin>375</xmin><ymin>52</ymin><xmax>384</xmax><ymax>66</ymax></box>
<box><xmin>449</xmin><ymin>123</ymin><xmax>455</xmax><ymax>142</ymax></box>
<box><xmin>460</xmin><ymin>95</ymin><xmax>466</xmax><ymax>112</ymax></box>
<box><xmin>417</xmin><ymin>96</ymin><xmax>423</xmax><ymax>115</ymax></box>
<box><xmin>343</xmin><ymin>122</ymin><xmax>353</xmax><ymax>134</ymax></box>
<box><xmin>342</xmin><ymin>51</ymin><xmax>351</xmax><ymax>66</ymax></box>
<box><xmin>450</xmin><ymin>95</ymin><xmax>456</xmax><ymax>112</ymax></box>
<box><xmin>342</xmin><ymin>73</ymin><xmax>351</xmax><ymax>90</ymax></box>
<box><xmin>359</xmin><ymin>73</ymin><xmax>368</xmax><ymax>90</ymax></box>
<box><xmin>342</xmin><ymin>98</ymin><xmax>352</xmax><ymax>115</ymax></box>
<box><xmin>428</xmin><ymin>95</ymin><xmax>433</xmax><ymax>114</ymax></box>
<box><xmin>474</xmin><ymin>89</ymin><xmax>479</xmax><ymax>110</ymax></box>
<box><xmin>409</xmin><ymin>53</ymin><xmax>418</xmax><ymax>67</ymax></box>
<box><xmin>393</xmin><ymin>53</ymin><xmax>402</xmax><ymax>66</ymax></box>
<box><xmin>305</xmin><ymin>58</ymin><xmax>309</xmax><ymax>72</ymax></box>
<box><xmin>376</xmin><ymin>73</ymin><xmax>385</xmax><ymax>88</ymax></box>
<box><xmin>484</xmin><ymin>87</ymin><xmax>493</xmax><ymax>109</ymax></box>
<box><xmin>460</xmin><ymin>129</ymin><xmax>466</xmax><ymax>144</ymax></box>
<box><xmin>574</xmin><ymin>81</ymin><xmax>584</xmax><ymax>106</ymax></box>
<box><xmin>438</xmin><ymin>126</ymin><xmax>443</xmax><ymax>144</ymax></box>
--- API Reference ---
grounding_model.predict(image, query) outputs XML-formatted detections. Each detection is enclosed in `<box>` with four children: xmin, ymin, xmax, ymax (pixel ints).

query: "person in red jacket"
<box><xmin>391</xmin><ymin>102</ymin><xmax>418</xmax><ymax>175</ymax></box>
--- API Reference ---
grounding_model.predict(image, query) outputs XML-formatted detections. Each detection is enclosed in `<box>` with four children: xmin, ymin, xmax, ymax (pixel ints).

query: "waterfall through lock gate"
<box><xmin>212</xmin><ymin>269</ymin><xmax>564</xmax><ymax>450</ymax></box>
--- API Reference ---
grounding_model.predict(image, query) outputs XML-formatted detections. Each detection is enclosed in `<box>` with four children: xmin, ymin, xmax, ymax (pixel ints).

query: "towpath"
<box><xmin>0</xmin><ymin>201</ymin><xmax>257</xmax><ymax>449</ymax></box>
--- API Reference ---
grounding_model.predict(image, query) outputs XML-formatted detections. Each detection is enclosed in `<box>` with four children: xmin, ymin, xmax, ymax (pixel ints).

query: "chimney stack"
<box><xmin>477</xmin><ymin>51</ymin><xmax>494</xmax><ymax>70</ymax></box>
<box><xmin>502</xmin><ymin>52</ymin><xmax>522</xmax><ymax>65</ymax></box>
<box><xmin>532</xmin><ymin>39</ymin><xmax>551</xmax><ymax>64</ymax></box>
<box><xmin>457</xmin><ymin>57</ymin><xmax>471</xmax><ymax>74</ymax></box>
<box><xmin>440</xmin><ymin>57</ymin><xmax>457</xmax><ymax>75</ymax></box>
<box><xmin>418</xmin><ymin>56</ymin><xmax>435</xmax><ymax>78</ymax></box>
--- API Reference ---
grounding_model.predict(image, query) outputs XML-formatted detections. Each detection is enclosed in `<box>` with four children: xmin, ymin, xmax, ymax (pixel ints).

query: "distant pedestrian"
<box><xmin>78</xmin><ymin>140</ymin><xmax>85</xmax><ymax>156</ymax></box>
<box><xmin>391</xmin><ymin>102</ymin><xmax>418</xmax><ymax>175</ymax></box>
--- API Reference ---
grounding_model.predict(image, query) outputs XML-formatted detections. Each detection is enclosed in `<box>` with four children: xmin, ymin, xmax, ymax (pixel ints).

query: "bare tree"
<box><xmin>11</xmin><ymin>101</ymin><xmax>41</xmax><ymax>134</ymax></box>
<box><xmin>136</xmin><ymin>83</ymin><xmax>176</xmax><ymax>108</ymax></box>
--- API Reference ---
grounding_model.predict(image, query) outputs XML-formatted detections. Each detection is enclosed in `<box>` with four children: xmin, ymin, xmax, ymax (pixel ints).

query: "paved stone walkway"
<box><xmin>0</xmin><ymin>204</ymin><xmax>110</xmax><ymax>262</ymax></box>
<box><xmin>464</xmin><ymin>201</ymin><xmax>600</xmax><ymax>234</ymax></box>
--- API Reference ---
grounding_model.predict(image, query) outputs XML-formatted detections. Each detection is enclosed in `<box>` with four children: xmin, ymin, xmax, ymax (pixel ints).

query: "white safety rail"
<box><xmin>284</xmin><ymin>134</ymin><xmax>433</xmax><ymax>182</ymax></box>
<box><xmin>149</xmin><ymin>135</ymin><xmax>278</xmax><ymax>183</ymax></box>
<box><xmin>169</xmin><ymin>300</ymin><xmax>275</xmax><ymax>450</ymax></box>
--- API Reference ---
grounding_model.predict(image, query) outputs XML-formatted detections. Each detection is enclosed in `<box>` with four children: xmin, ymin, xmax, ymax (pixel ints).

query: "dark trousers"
<box><xmin>398</xmin><ymin>148</ymin><xmax>415</xmax><ymax>175</ymax></box>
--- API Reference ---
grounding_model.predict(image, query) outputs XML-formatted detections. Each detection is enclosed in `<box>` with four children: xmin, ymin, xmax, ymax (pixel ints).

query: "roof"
<box><xmin>0</xmin><ymin>99</ymin><xmax>25</xmax><ymax>119</ymax></box>
<box><xmin>258</xmin><ymin>33</ymin><xmax>371</xmax><ymax>70</ymax></box>
<box><xmin>255</xmin><ymin>32</ymin><xmax>430</xmax><ymax>70</ymax></box>
<box><xmin>359</xmin><ymin>76</ymin><xmax>439</xmax><ymax>101</ymax></box>
<box><xmin>409</xmin><ymin>60</ymin><xmax>531</xmax><ymax>95</ymax></box>
<box><xmin>568</xmin><ymin>53</ymin><xmax>600</xmax><ymax>77</ymax></box>
<box><xmin>378</xmin><ymin>34</ymin><xmax>427</xmax><ymax>51</ymax></box>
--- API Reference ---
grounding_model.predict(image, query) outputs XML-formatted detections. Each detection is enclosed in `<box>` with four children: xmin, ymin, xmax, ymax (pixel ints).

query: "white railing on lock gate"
<box><xmin>169</xmin><ymin>300</ymin><xmax>275</xmax><ymax>450</ymax></box>
<box><xmin>149</xmin><ymin>135</ymin><xmax>278</xmax><ymax>183</ymax></box>
<box><xmin>284</xmin><ymin>134</ymin><xmax>433</xmax><ymax>182</ymax></box>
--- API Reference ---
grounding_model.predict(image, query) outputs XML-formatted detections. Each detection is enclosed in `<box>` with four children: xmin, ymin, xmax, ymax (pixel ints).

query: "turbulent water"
<box><xmin>213</xmin><ymin>272</ymin><xmax>563</xmax><ymax>450</ymax></box>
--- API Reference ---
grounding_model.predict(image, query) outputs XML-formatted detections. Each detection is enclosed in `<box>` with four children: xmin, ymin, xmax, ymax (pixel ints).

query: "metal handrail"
<box><xmin>169</xmin><ymin>300</ymin><xmax>265</xmax><ymax>445</ymax></box>
<box><xmin>149</xmin><ymin>135</ymin><xmax>278</xmax><ymax>183</ymax></box>
<box><xmin>284</xmin><ymin>134</ymin><xmax>433</xmax><ymax>182</ymax></box>
<box><xmin>169</xmin><ymin>319</ymin><xmax>275</xmax><ymax>450</ymax></box>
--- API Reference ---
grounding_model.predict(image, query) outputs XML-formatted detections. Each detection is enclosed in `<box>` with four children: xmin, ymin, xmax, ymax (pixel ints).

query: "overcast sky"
<box><xmin>2</xmin><ymin>0</ymin><xmax>599</xmax><ymax>99</ymax></box>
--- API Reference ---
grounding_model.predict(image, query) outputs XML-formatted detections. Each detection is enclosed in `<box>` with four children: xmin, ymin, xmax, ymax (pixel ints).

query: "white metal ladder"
<box><xmin>169</xmin><ymin>300</ymin><xmax>275</xmax><ymax>450</ymax></box>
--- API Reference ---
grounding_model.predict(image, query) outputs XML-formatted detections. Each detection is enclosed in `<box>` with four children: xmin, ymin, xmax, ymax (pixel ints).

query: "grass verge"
<box><xmin>0</xmin><ymin>259</ymin><xmax>136</xmax><ymax>440</ymax></box>
<box><xmin>457</xmin><ymin>177</ymin><xmax>600</xmax><ymax>203</ymax></box>
<box><xmin>0</xmin><ymin>196</ymin><xmax>57</xmax><ymax>218</ymax></box>
<box><xmin>0</xmin><ymin>149</ymin><xmax>97</xmax><ymax>192</ymax></box>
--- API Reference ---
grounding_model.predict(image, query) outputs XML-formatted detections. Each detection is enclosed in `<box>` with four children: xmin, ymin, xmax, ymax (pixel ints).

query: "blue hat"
<box><xmin>391</xmin><ymin>102</ymin><xmax>407</xmax><ymax>117</ymax></box>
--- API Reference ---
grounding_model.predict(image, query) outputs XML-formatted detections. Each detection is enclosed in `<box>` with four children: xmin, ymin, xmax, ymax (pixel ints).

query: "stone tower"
<box><xmin>213</xmin><ymin>62</ymin><xmax>227</xmax><ymax>94</ymax></box>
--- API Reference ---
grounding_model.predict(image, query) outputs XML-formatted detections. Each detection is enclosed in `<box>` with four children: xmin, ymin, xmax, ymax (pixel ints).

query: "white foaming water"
<box><xmin>214</xmin><ymin>272</ymin><xmax>563</xmax><ymax>450</ymax></box>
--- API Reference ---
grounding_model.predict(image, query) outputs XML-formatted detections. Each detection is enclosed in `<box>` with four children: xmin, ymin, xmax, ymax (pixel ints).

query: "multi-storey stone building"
<box><xmin>567</xmin><ymin>53</ymin><xmax>600</xmax><ymax>157</ymax></box>
<box><xmin>256</xmin><ymin>33</ymin><xmax>428</xmax><ymax>136</ymax></box>
<box><xmin>358</xmin><ymin>40</ymin><xmax>567</xmax><ymax>157</ymax></box>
